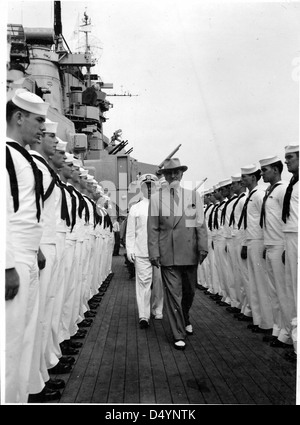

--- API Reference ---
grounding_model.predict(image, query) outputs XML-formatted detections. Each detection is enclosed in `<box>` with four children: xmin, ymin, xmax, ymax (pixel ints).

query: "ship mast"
<box><xmin>80</xmin><ymin>10</ymin><xmax>92</xmax><ymax>88</ymax></box>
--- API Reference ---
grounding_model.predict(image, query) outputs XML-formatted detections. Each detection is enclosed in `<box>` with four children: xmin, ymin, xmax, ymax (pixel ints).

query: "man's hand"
<box><xmin>282</xmin><ymin>250</ymin><xmax>285</xmax><ymax>265</ymax></box>
<box><xmin>5</xmin><ymin>268</ymin><xmax>20</xmax><ymax>301</ymax></box>
<box><xmin>199</xmin><ymin>250</ymin><xmax>208</xmax><ymax>264</ymax></box>
<box><xmin>149</xmin><ymin>257</ymin><xmax>160</xmax><ymax>268</ymax></box>
<box><xmin>241</xmin><ymin>246</ymin><xmax>247</xmax><ymax>260</ymax></box>
<box><xmin>37</xmin><ymin>248</ymin><xmax>46</xmax><ymax>270</ymax></box>
<box><xmin>127</xmin><ymin>252</ymin><xmax>135</xmax><ymax>263</ymax></box>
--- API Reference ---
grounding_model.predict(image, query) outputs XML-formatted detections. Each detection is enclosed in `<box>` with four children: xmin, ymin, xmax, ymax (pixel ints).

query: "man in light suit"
<box><xmin>147</xmin><ymin>158</ymin><xmax>208</xmax><ymax>350</ymax></box>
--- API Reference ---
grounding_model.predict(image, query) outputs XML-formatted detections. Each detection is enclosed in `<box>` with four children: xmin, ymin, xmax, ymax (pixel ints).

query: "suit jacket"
<box><xmin>147</xmin><ymin>186</ymin><xmax>208</xmax><ymax>266</ymax></box>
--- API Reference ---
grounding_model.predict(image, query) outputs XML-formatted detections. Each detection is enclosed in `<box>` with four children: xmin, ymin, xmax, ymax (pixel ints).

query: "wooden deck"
<box><xmin>51</xmin><ymin>247</ymin><xmax>297</xmax><ymax>406</ymax></box>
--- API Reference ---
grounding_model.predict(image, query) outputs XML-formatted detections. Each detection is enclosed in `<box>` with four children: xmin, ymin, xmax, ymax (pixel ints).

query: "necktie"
<box><xmin>282</xmin><ymin>176</ymin><xmax>298</xmax><ymax>223</ymax></box>
<box><xmin>204</xmin><ymin>203</ymin><xmax>213</xmax><ymax>216</ymax></box>
<box><xmin>6</xmin><ymin>141</ymin><xmax>44</xmax><ymax>222</ymax></box>
<box><xmin>237</xmin><ymin>189</ymin><xmax>257</xmax><ymax>230</ymax></box>
<box><xmin>208</xmin><ymin>204</ymin><xmax>218</xmax><ymax>230</ymax></box>
<box><xmin>31</xmin><ymin>154</ymin><xmax>57</xmax><ymax>201</ymax></box>
<box><xmin>259</xmin><ymin>182</ymin><xmax>282</xmax><ymax>228</ymax></box>
<box><xmin>229</xmin><ymin>193</ymin><xmax>246</xmax><ymax>226</ymax></box>
<box><xmin>220</xmin><ymin>195</ymin><xmax>237</xmax><ymax>225</ymax></box>
<box><xmin>213</xmin><ymin>200</ymin><xmax>226</xmax><ymax>229</ymax></box>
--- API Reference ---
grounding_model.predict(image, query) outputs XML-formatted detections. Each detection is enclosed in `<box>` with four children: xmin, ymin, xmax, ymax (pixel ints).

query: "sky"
<box><xmin>4</xmin><ymin>0</ymin><xmax>300</xmax><ymax>190</ymax></box>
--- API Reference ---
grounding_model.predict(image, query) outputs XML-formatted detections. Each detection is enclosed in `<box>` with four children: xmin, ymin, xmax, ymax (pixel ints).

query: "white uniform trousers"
<box><xmin>283</xmin><ymin>233</ymin><xmax>298</xmax><ymax>319</ymax></box>
<box><xmin>78</xmin><ymin>237</ymin><xmax>92</xmax><ymax>322</ymax></box>
<box><xmin>84</xmin><ymin>234</ymin><xmax>96</xmax><ymax>305</ymax></box>
<box><xmin>28</xmin><ymin>243</ymin><xmax>56</xmax><ymax>393</ymax></box>
<box><xmin>247</xmin><ymin>240</ymin><xmax>273</xmax><ymax>329</ymax></box>
<box><xmin>107</xmin><ymin>233</ymin><xmax>114</xmax><ymax>275</ymax></box>
<box><xmin>151</xmin><ymin>266</ymin><xmax>164</xmax><ymax>317</ymax></box>
<box><xmin>233</xmin><ymin>235</ymin><xmax>252</xmax><ymax>317</ymax></box>
<box><xmin>265</xmin><ymin>244</ymin><xmax>293</xmax><ymax>344</ymax></box>
<box><xmin>91</xmin><ymin>235</ymin><xmax>103</xmax><ymax>294</ymax></box>
<box><xmin>135</xmin><ymin>256</ymin><xmax>153</xmax><ymax>320</ymax></box>
<box><xmin>5</xmin><ymin>249</ymin><xmax>39</xmax><ymax>403</ymax></box>
<box><xmin>46</xmin><ymin>232</ymin><xmax>67</xmax><ymax>363</ymax></box>
<box><xmin>226</xmin><ymin>238</ymin><xmax>240</xmax><ymax>309</ymax></box>
<box><xmin>59</xmin><ymin>238</ymin><xmax>76</xmax><ymax>341</ymax></box>
<box><xmin>197</xmin><ymin>258</ymin><xmax>210</xmax><ymax>289</ymax></box>
<box><xmin>70</xmin><ymin>240</ymin><xmax>83</xmax><ymax>334</ymax></box>
<box><xmin>209</xmin><ymin>240</ymin><xmax>220</xmax><ymax>294</ymax></box>
<box><xmin>100</xmin><ymin>235</ymin><xmax>108</xmax><ymax>283</ymax></box>
<box><xmin>214</xmin><ymin>238</ymin><xmax>231</xmax><ymax>303</ymax></box>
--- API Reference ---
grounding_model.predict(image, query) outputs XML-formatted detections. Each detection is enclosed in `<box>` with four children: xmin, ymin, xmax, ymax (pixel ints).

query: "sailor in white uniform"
<box><xmin>259</xmin><ymin>155</ymin><xmax>291</xmax><ymax>347</ymax></box>
<box><xmin>6</xmin><ymin>89</ymin><xmax>49</xmax><ymax>403</ymax></box>
<box><xmin>239</xmin><ymin>164</ymin><xmax>273</xmax><ymax>334</ymax></box>
<box><xmin>126</xmin><ymin>174</ymin><xmax>164</xmax><ymax>328</ymax></box>
<box><xmin>281</xmin><ymin>144</ymin><xmax>299</xmax><ymax>362</ymax></box>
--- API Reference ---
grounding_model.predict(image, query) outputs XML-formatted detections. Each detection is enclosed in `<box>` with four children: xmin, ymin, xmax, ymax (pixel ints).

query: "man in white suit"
<box><xmin>147</xmin><ymin>158</ymin><xmax>208</xmax><ymax>350</ymax></box>
<box><xmin>126</xmin><ymin>174</ymin><xmax>164</xmax><ymax>329</ymax></box>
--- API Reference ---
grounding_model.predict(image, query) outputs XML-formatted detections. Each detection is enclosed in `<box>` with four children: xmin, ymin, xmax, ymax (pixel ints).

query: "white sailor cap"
<box><xmin>259</xmin><ymin>155</ymin><xmax>281</xmax><ymax>167</ymax></box>
<box><xmin>55</xmin><ymin>137</ymin><xmax>68</xmax><ymax>152</ymax></box>
<box><xmin>12</xmin><ymin>88</ymin><xmax>49</xmax><ymax>116</ymax></box>
<box><xmin>64</xmin><ymin>152</ymin><xmax>74</xmax><ymax>164</ymax></box>
<box><xmin>92</xmin><ymin>179</ymin><xmax>98</xmax><ymax>185</ymax></box>
<box><xmin>241</xmin><ymin>163</ymin><xmax>259</xmax><ymax>175</ymax></box>
<box><xmin>231</xmin><ymin>173</ymin><xmax>242</xmax><ymax>182</ymax></box>
<box><xmin>79</xmin><ymin>169</ymin><xmax>89</xmax><ymax>177</ymax></box>
<box><xmin>213</xmin><ymin>184</ymin><xmax>220</xmax><ymax>191</ymax></box>
<box><xmin>86</xmin><ymin>174</ymin><xmax>94</xmax><ymax>182</ymax></box>
<box><xmin>285</xmin><ymin>145</ymin><xmax>299</xmax><ymax>154</ymax></box>
<box><xmin>44</xmin><ymin>118</ymin><xmax>58</xmax><ymax>134</ymax></box>
<box><xmin>139</xmin><ymin>173</ymin><xmax>158</xmax><ymax>183</ymax></box>
<box><xmin>219</xmin><ymin>178</ymin><xmax>232</xmax><ymax>188</ymax></box>
<box><xmin>72</xmin><ymin>159</ymin><xmax>81</xmax><ymax>168</ymax></box>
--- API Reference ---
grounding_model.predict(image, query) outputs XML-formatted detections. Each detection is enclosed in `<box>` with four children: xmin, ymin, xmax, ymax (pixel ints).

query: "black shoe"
<box><xmin>61</xmin><ymin>346</ymin><xmax>79</xmax><ymax>356</ymax></box>
<box><xmin>262</xmin><ymin>335</ymin><xmax>277</xmax><ymax>343</ymax></box>
<box><xmin>68</xmin><ymin>340</ymin><xmax>83</xmax><ymax>349</ymax></box>
<box><xmin>28</xmin><ymin>387</ymin><xmax>61</xmax><ymax>403</ymax></box>
<box><xmin>71</xmin><ymin>332</ymin><xmax>86</xmax><ymax>340</ymax></box>
<box><xmin>78</xmin><ymin>319</ymin><xmax>92</xmax><ymax>328</ymax></box>
<box><xmin>238</xmin><ymin>314</ymin><xmax>253</xmax><ymax>322</ymax></box>
<box><xmin>48</xmin><ymin>362</ymin><xmax>72</xmax><ymax>374</ymax></box>
<box><xmin>252</xmin><ymin>327</ymin><xmax>272</xmax><ymax>334</ymax></box>
<box><xmin>45</xmin><ymin>378</ymin><xmax>65</xmax><ymax>390</ymax></box>
<box><xmin>85</xmin><ymin>311</ymin><xmax>96</xmax><ymax>318</ymax></box>
<box><xmin>247</xmin><ymin>324</ymin><xmax>259</xmax><ymax>330</ymax></box>
<box><xmin>270</xmin><ymin>338</ymin><xmax>291</xmax><ymax>348</ymax></box>
<box><xmin>139</xmin><ymin>319</ymin><xmax>149</xmax><ymax>329</ymax></box>
<box><xmin>59</xmin><ymin>356</ymin><xmax>76</xmax><ymax>365</ymax></box>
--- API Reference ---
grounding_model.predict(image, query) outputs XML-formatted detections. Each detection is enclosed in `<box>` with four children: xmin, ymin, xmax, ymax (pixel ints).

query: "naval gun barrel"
<box><xmin>157</xmin><ymin>144</ymin><xmax>181</xmax><ymax>169</ymax></box>
<box><xmin>193</xmin><ymin>178</ymin><xmax>207</xmax><ymax>191</ymax></box>
<box><xmin>112</xmin><ymin>140</ymin><xmax>128</xmax><ymax>155</ymax></box>
<box><xmin>109</xmin><ymin>140</ymin><xmax>126</xmax><ymax>155</ymax></box>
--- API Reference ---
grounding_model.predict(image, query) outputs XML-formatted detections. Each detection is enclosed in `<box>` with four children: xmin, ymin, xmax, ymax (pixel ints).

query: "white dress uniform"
<box><xmin>208</xmin><ymin>202</ymin><xmax>221</xmax><ymax>295</ymax></box>
<box><xmin>262</xmin><ymin>180</ymin><xmax>292</xmax><ymax>344</ymax></box>
<box><xmin>222</xmin><ymin>194</ymin><xmax>239</xmax><ymax>308</ymax></box>
<box><xmin>282</xmin><ymin>179</ymin><xmax>298</xmax><ymax>353</ymax></box>
<box><xmin>242</xmin><ymin>187</ymin><xmax>273</xmax><ymax>330</ymax></box>
<box><xmin>59</xmin><ymin>183</ymin><xmax>80</xmax><ymax>342</ymax></box>
<box><xmin>126</xmin><ymin>197</ymin><xmax>164</xmax><ymax>323</ymax></box>
<box><xmin>48</xmin><ymin>179</ymin><xmax>70</xmax><ymax>363</ymax></box>
<box><xmin>230</xmin><ymin>192</ymin><xmax>252</xmax><ymax>318</ymax></box>
<box><xmin>199</xmin><ymin>202</ymin><xmax>214</xmax><ymax>293</ymax></box>
<box><xmin>213</xmin><ymin>198</ymin><xmax>231</xmax><ymax>304</ymax></box>
<box><xmin>6</xmin><ymin>140</ymin><xmax>44</xmax><ymax>403</ymax></box>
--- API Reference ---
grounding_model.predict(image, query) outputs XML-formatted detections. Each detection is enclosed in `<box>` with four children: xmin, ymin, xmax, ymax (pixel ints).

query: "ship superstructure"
<box><xmin>7</xmin><ymin>1</ymin><xmax>158</xmax><ymax>215</ymax></box>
